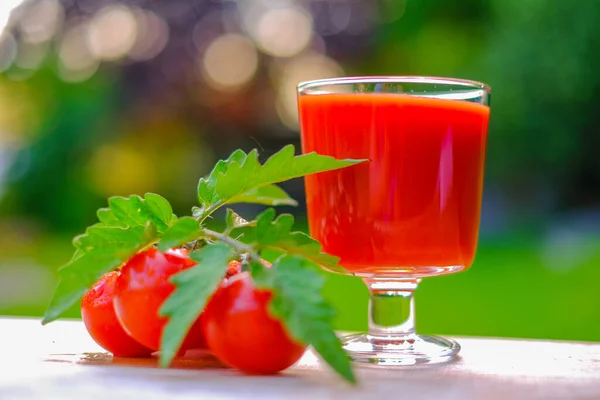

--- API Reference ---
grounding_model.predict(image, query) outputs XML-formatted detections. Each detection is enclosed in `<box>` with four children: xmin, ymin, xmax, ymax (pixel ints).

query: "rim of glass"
<box><xmin>297</xmin><ymin>76</ymin><xmax>491</xmax><ymax>94</ymax></box>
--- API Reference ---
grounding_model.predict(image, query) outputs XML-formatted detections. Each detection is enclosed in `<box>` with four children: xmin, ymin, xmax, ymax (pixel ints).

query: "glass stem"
<box><xmin>365</xmin><ymin>278</ymin><xmax>420</xmax><ymax>338</ymax></box>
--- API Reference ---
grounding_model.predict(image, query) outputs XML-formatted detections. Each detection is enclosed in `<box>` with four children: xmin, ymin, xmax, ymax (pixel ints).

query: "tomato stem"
<box><xmin>202</xmin><ymin>228</ymin><xmax>261</xmax><ymax>261</ymax></box>
<box><xmin>196</xmin><ymin>202</ymin><xmax>222</xmax><ymax>224</ymax></box>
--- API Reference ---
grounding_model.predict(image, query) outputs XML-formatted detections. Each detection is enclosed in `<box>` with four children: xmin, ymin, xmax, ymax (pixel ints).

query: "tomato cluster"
<box><xmin>81</xmin><ymin>247</ymin><xmax>306</xmax><ymax>375</ymax></box>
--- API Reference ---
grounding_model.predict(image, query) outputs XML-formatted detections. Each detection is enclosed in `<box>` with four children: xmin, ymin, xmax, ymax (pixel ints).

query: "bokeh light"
<box><xmin>0</xmin><ymin>33</ymin><xmax>17</xmax><ymax>72</ymax></box>
<box><xmin>201</xmin><ymin>33</ymin><xmax>258</xmax><ymax>91</ymax></box>
<box><xmin>328</xmin><ymin>3</ymin><xmax>352</xmax><ymax>33</ymax></box>
<box><xmin>0</xmin><ymin>0</ymin><xmax>24</xmax><ymax>33</ymax></box>
<box><xmin>18</xmin><ymin>0</ymin><xmax>64</xmax><ymax>44</ymax></box>
<box><xmin>15</xmin><ymin>41</ymin><xmax>48</xmax><ymax>70</ymax></box>
<box><xmin>58</xmin><ymin>22</ymin><xmax>99</xmax><ymax>82</ymax></box>
<box><xmin>128</xmin><ymin>10</ymin><xmax>169</xmax><ymax>62</ymax></box>
<box><xmin>254</xmin><ymin>7</ymin><xmax>313</xmax><ymax>58</ymax></box>
<box><xmin>87</xmin><ymin>5</ymin><xmax>138</xmax><ymax>61</ymax></box>
<box><xmin>343</xmin><ymin>1</ymin><xmax>377</xmax><ymax>35</ymax></box>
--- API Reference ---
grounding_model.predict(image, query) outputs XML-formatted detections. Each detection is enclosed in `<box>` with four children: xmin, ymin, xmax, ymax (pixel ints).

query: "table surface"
<box><xmin>0</xmin><ymin>317</ymin><xmax>599</xmax><ymax>400</ymax></box>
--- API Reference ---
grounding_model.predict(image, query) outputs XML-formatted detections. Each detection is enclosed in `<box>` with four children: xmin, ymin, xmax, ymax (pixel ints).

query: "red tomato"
<box><xmin>113</xmin><ymin>247</ymin><xmax>206</xmax><ymax>352</ymax></box>
<box><xmin>81</xmin><ymin>271</ymin><xmax>153</xmax><ymax>357</ymax></box>
<box><xmin>225</xmin><ymin>259</ymin><xmax>271</xmax><ymax>279</ymax></box>
<box><xmin>225</xmin><ymin>260</ymin><xmax>242</xmax><ymax>279</ymax></box>
<box><xmin>203</xmin><ymin>272</ymin><xmax>307</xmax><ymax>375</ymax></box>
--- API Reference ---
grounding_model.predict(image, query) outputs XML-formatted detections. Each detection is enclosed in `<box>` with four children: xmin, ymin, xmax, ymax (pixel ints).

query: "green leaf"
<box><xmin>228</xmin><ymin>184</ymin><xmax>297</xmax><ymax>207</ymax></box>
<box><xmin>157</xmin><ymin>217</ymin><xmax>204</xmax><ymax>252</ymax></box>
<box><xmin>42</xmin><ymin>225</ymin><xmax>154</xmax><ymax>324</ymax></box>
<box><xmin>196</xmin><ymin>145</ymin><xmax>366</xmax><ymax>220</ymax></box>
<box><xmin>144</xmin><ymin>193</ymin><xmax>178</xmax><ymax>226</ymax></box>
<box><xmin>96</xmin><ymin>208</ymin><xmax>126</xmax><ymax>228</ymax></box>
<box><xmin>252</xmin><ymin>209</ymin><xmax>348</xmax><ymax>274</ymax></box>
<box><xmin>255</xmin><ymin>209</ymin><xmax>294</xmax><ymax>245</ymax></box>
<box><xmin>73</xmin><ymin>225</ymin><xmax>148</xmax><ymax>256</ymax></box>
<box><xmin>108</xmin><ymin>193</ymin><xmax>176</xmax><ymax>233</ymax></box>
<box><xmin>142</xmin><ymin>221</ymin><xmax>158</xmax><ymax>243</ymax></box>
<box><xmin>42</xmin><ymin>272</ymin><xmax>100</xmax><ymax>325</ymax></box>
<box><xmin>267</xmin><ymin>255</ymin><xmax>355</xmax><ymax>383</ymax></box>
<box><xmin>198</xmin><ymin>150</ymin><xmax>246</xmax><ymax>206</ymax></box>
<box><xmin>191</xmin><ymin>206</ymin><xmax>203</xmax><ymax>218</ymax></box>
<box><xmin>43</xmin><ymin>193</ymin><xmax>176</xmax><ymax>325</ymax></box>
<box><xmin>225</xmin><ymin>209</ymin><xmax>254</xmax><ymax>231</ymax></box>
<box><xmin>159</xmin><ymin>244</ymin><xmax>234</xmax><ymax>367</ymax></box>
<box><xmin>249</xmin><ymin>259</ymin><xmax>273</xmax><ymax>288</ymax></box>
<box><xmin>275</xmin><ymin>233</ymin><xmax>344</xmax><ymax>274</ymax></box>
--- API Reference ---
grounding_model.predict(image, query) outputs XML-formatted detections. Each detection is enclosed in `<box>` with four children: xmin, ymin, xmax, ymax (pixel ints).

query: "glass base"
<box><xmin>342</xmin><ymin>333</ymin><xmax>460</xmax><ymax>366</ymax></box>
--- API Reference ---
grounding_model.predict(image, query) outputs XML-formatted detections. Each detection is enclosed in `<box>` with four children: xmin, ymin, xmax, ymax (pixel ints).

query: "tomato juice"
<box><xmin>299</xmin><ymin>93</ymin><xmax>489</xmax><ymax>276</ymax></box>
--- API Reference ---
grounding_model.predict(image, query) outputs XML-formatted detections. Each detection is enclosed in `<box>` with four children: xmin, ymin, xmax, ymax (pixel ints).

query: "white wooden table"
<box><xmin>0</xmin><ymin>317</ymin><xmax>599</xmax><ymax>400</ymax></box>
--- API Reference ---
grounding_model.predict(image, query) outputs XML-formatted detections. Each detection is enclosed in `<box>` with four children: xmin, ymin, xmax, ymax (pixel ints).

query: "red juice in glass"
<box><xmin>299</xmin><ymin>92</ymin><xmax>490</xmax><ymax>277</ymax></box>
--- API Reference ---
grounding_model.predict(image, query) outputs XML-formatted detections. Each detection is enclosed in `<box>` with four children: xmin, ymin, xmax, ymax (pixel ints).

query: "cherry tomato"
<box><xmin>203</xmin><ymin>272</ymin><xmax>307</xmax><ymax>375</ymax></box>
<box><xmin>113</xmin><ymin>247</ymin><xmax>206</xmax><ymax>352</ymax></box>
<box><xmin>225</xmin><ymin>259</ymin><xmax>271</xmax><ymax>279</ymax></box>
<box><xmin>81</xmin><ymin>271</ymin><xmax>153</xmax><ymax>357</ymax></box>
<box><xmin>225</xmin><ymin>260</ymin><xmax>242</xmax><ymax>279</ymax></box>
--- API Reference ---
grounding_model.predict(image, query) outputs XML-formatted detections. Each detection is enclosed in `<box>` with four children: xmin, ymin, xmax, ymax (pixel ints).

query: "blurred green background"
<box><xmin>0</xmin><ymin>0</ymin><xmax>599</xmax><ymax>342</ymax></box>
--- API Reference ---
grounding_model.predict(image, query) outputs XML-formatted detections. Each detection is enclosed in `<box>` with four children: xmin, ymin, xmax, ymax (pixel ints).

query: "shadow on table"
<box><xmin>44</xmin><ymin>349</ymin><xmax>229</xmax><ymax>370</ymax></box>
